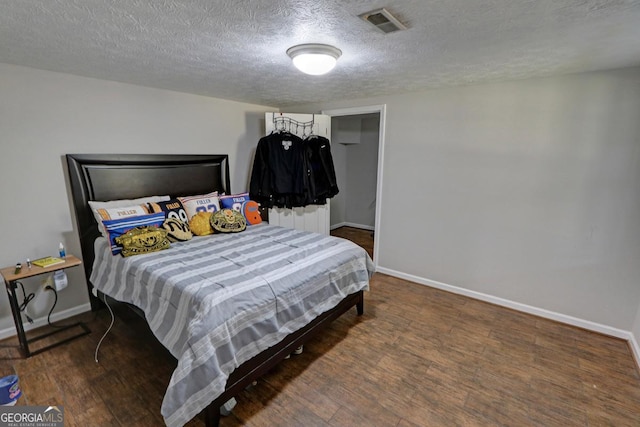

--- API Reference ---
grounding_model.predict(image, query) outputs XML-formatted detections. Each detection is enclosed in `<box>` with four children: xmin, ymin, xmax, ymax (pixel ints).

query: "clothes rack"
<box><xmin>272</xmin><ymin>113</ymin><xmax>315</xmax><ymax>137</ymax></box>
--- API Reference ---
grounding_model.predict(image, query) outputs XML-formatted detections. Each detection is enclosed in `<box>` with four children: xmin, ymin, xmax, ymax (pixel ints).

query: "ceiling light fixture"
<box><xmin>287</xmin><ymin>44</ymin><xmax>342</xmax><ymax>76</ymax></box>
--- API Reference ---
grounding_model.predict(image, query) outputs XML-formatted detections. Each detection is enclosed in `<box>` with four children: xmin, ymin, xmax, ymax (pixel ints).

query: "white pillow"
<box><xmin>178</xmin><ymin>191</ymin><xmax>220</xmax><ymax>220</ymax></box>
<box><xmin>89</xmin><ymin>195</ymin><xmax>170</xmax><ymax>237</ymax></box>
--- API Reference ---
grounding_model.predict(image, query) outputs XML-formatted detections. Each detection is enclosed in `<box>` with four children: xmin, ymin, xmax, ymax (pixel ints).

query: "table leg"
<box><xmin>5</xmin><ymin>280</ymin><xmax>30</xmax><ymax>357</ymax></box>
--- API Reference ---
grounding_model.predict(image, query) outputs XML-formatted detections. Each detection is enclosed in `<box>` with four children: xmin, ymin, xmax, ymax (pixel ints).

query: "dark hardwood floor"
<box><xmin>1</xmin><ymin>247</ymin><xmax>639</xmax><ymax>425</ymax></box>
<box><xmin>330</xmin><ymin>226</ymin><xmax>374</xmax><ymax>259</ymax></box>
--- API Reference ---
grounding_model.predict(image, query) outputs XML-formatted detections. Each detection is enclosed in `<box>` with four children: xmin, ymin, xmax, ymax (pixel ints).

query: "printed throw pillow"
<box><xmin>162</xmin><ymin>218</ymin><xmax>192</xmax><ymax>242</ymax></box>
<box><xmin>178</xmin><ymin>191</ymin><xmax>220</xmax><ymax>221</ymax></box>
<box><xmin>94</xmin><ymin>204</ymin><xmax>151</xmax><ymax>239</ymax></box>
<box><xmin>115</xmin><ymin>226</ymin><xmax>170</xmax><ymax>257</ymax></box>
<box><xmin>96</xmin><ymin>204</ymin><xmax>150</xmax><ymax>222</ymax></box>
<box><xmin>210</xmin><ymin>208</ymin><xmax>247</xmax><ymax>233</ymax></box>
<box><xmin>103</xmin><ymin>212</ymin><xmax>166</xmax><ymax>255</ymax></box>
<box><xmin>88</xmin><ymin>195</ymin><xmax>170</xmax><ymax>237</ymax></box>
<box><xmin>219</xmin><ymin>192</ymin><xmax>262</xmax><ymax>225</ymax></box>
<box><xmin>149</xmin><ymin>199</ymin><xmax>189</xmax><ymax>223</ymax></box>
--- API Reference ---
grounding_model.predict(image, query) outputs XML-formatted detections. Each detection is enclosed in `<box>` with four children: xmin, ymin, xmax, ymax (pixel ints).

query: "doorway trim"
<box><xmin>321</xmin><ymin>104</ymin><xmax>386</xmax><ymax>270</ymax></box>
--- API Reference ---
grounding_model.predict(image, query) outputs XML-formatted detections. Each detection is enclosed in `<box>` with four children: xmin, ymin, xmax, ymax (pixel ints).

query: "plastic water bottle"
<box><xmin>59</xmin><ymin>242</ymin><xmax>66</xmax><ymax>258</ymax></box>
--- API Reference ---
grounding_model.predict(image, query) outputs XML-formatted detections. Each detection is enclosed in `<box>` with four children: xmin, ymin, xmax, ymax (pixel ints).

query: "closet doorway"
<box><xmin>322</xmin><ymin>105</ymin><xmax>385</xmax><ymax>267</ymax></box>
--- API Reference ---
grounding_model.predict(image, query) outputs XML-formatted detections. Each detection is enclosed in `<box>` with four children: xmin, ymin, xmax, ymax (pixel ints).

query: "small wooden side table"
<box><xmin>0</xmin><ymin>255</ymin><xmax>90</xmax><ymax>357</ymax></box>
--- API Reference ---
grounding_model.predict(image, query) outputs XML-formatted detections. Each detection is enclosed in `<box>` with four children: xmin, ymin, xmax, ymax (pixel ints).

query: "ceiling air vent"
<box><xmin>359</xmin><ymin>8</ymin><xmax>407</xmax><ymax>33</ymax></box>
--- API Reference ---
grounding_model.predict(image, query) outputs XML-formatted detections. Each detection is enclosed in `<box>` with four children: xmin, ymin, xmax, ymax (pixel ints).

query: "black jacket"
<box><xmin>304</xmin><ymin>135</ymin><xmax>339</xmax><ymax>205</ymax></box>
<box><xmin>250</xmin><ymin>132</ymin><xmax>339</xmax><ymax>209</ymax></box>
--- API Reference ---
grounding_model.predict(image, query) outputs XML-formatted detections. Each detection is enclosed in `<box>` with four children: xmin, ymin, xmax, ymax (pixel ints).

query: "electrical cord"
<box><xmin>17</xmin><ymin>275</ymin><xmax>114</xmax><ymax>364</ymax></box>
<box><xmin>44</xmin><ymin>285</ymin><xmax>75</xmax><ymax>329</ymax></box>
<box><xmin>94</xmin><ymin>292</ymin><xmax>115</xmax><ymax>363</ymax></box>
<box><xmin>17</xmin><ymin>281</ymin><xmax>35</xmax><ymax>323</ymax></box>
<box><xmin>20</xmin><ymin>280</ymin><xmax>99</xmax><ymax>330</ymax></box>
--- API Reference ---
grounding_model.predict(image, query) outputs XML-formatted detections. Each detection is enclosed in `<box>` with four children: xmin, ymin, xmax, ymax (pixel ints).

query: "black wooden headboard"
<box><xmin>66</xmin><ymin>154</ymin><xmax>230</xmax><ymax>310</ymax></box>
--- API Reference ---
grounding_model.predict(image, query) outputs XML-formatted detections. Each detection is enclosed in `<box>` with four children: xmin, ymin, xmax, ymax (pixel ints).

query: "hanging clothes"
<box><xmin>249</xmin><ymin>132</ymin><xmax>339</xmax><ymax>209</ymax></box>
<box><xmin>303</xmin><ymin>135</ymin><xmax>339</xmax><ymax>205</ymax></box>
<box><xmin>250</xmin><ymin>131</ymin><xmax>306</xmax><ymax>209</ymax></box>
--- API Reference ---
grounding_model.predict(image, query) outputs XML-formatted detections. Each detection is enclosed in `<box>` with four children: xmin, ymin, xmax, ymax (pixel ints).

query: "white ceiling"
<box><xmin>1</xmin><ymin>0</ymin><xmax>639</xmax><ymax>107</ymax></box>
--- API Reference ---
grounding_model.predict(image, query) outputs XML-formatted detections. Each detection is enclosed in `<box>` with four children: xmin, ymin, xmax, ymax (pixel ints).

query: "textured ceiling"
<box><xmin>1</xmin><ymin>0</ymin><xmax>639</xmax><ymax>107</ymax></box>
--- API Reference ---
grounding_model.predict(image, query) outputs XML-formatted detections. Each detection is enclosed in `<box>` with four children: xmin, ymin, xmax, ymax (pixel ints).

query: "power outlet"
<box><xmin>41</xmin><ymin>274</ymin><xmax>54</xmax><ymax>290</ymax></box>
<box><xmin>25</xmin><ymin>279</ymin><xmax>55</xmax><ymax>318</ymax></box>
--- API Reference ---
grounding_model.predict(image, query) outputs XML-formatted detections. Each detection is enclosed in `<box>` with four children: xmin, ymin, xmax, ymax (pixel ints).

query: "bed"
<box><xmin>65</xmin><ymin>154</ymin><xmax>373</xmax><ymax>427</ymax></box>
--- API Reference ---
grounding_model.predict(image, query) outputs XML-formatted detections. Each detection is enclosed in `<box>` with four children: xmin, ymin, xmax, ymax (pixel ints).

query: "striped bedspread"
<box><xmin>90</xmin><ymin>223</ymin><xmax>374</xmax><ymax>426</ymax></box>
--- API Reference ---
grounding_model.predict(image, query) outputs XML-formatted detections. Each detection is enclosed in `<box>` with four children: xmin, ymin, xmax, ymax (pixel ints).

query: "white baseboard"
<box><xmin>630</xmin><ymin>334</ymin><xmax>640</xmax><ymax>371</ymax></box>
<box><xmin>0</xmin><ymin>303</ymin><xmax>92</xmax><ymax>341</ymax></box>
<box><xmin>330</xmin><ymin>222</ymin><xmax>375</xmax><ymax>231</ymax></box>
<box><xmin>376</xmin><ymin>266</ymin><xmax>633</xmax><ymax>342</ymax></box>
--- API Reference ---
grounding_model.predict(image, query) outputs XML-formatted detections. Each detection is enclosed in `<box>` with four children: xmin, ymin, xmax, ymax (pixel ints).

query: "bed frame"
<box><xmin>66</xmin><ymin>153</ymin><xmax>364</xmax><ymax>426</ymax></box>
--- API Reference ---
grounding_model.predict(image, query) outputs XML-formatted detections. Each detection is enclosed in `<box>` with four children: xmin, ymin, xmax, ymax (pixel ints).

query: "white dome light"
<box><xmin>287</xmin><ymin>44</ymin><xmax>342</xmax><ymax>76</ymax></box>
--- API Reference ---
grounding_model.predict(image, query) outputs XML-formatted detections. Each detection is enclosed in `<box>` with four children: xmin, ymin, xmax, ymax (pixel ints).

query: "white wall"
<box><xmin>0</xmin><ymin>63</ymin><xmax>273</xmax><ymax>335</ymax></box>
<box><xmin>292</xmin><ymin>67</ymin><xmax>640</xmax><ymax>332</ymax></box>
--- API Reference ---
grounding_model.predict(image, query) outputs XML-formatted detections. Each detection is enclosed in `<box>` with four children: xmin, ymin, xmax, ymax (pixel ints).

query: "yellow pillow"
<box><xmin>189</xmin><ymin>212</ymin><xmax>214</xmax><ymax>236</ymax></box>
